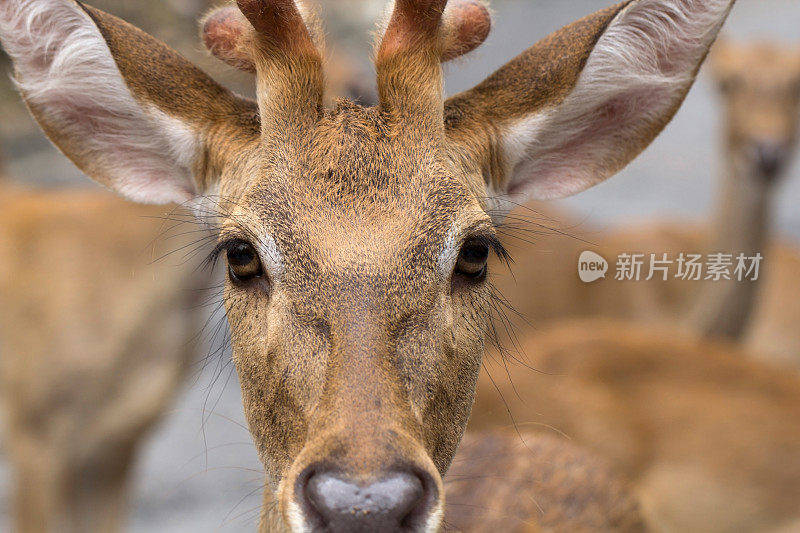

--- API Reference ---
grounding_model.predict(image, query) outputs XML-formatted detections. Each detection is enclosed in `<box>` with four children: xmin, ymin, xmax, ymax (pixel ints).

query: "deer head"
<box><xmin>0</xmin><ymin>0</ymin><xmax>733</xmax><ymax>531</ymax></box>
<box><xmin>712</xmin><ymin>40</ymin><xmax>800</xmax><ymax>182</ymax></box>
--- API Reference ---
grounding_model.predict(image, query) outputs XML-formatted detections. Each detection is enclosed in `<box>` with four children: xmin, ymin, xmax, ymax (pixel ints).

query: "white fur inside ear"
<box><xmin>500</xmin><ymin>0</ymin><xmax>734</xmax><ymax>204</ymax></box>
<box><xmin>0</xmin><ymin>0</ymin><xmax>200</xmax><ymax>204</ymax></box>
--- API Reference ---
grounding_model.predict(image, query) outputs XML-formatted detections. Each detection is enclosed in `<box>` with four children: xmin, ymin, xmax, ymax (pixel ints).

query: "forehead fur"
<box><xmin>224</xmin><ymin>101</ymin><xmax>483</xmax><ymax>270</ymax></box>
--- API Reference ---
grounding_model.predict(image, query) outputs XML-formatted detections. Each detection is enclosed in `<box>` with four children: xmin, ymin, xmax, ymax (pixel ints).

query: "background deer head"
<box><xmin>0</xmin><ymin>0</ymin><xmax>734</xmax><ymax>530</ymax></box>
<box><xmin>712</xmin><ymin>40</ymin><xmax>800</xmax><ymax>183</ymax></box>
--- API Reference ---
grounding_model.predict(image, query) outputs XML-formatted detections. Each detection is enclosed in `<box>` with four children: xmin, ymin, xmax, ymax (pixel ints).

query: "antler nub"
<box><xmin>236</xmin><ymin>0</ymin><xmax>317</xmax><ymax>55</ymax></box>
<box><xmin>202</xmin><ymin>1</ymin><xmax>490</xmax><ymax>74</ymax></box>
<box><xmin>213</xmin><ymin>0</ymin><xmax>323</xmax><ymax>138</ymax></box>
<box><xmin>378</xmin><ymin>0</ymin><xmax>448</xmax><ymax>61</ymax></box>
<box><xmin>441</xmin><ymin>0</ymin><xmax>491</xmax><ymax>62</ymax></box>
<box><xmin>202</xmin><ymin>6</ymin><xmax>256</xmax><ymax>73</ymax></box>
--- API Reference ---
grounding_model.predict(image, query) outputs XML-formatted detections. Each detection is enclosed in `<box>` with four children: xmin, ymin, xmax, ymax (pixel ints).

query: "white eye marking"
<box><xmin>437</xmin><ymin>220</ymin><xmax>461</xmax><ymax>279</ymax></box>
<box><xmin>256</xmin><ymin>231</ymin><xmax>285</xmax><ymax>279</ymax></box>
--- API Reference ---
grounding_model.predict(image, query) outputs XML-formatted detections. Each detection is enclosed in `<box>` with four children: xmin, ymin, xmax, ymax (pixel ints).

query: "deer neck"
<box><xmin>710</xmin><ymin>153</ymin><xmax>773</xmax><ymax>255</ymax></box>
<box><xmin>690</xmin><ymin>145</ymin><xmax>775</xmax><ymax>340</ymax></box>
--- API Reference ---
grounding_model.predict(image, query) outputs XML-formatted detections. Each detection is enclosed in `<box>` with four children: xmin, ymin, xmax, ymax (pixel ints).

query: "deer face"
<box><xmin>713</xmin><ymin>41</ymin><xmax>800</xmax><ymax>181</ymax></box>
<box><xmin>220</xmin><ymin>108</ymin><xmax>494</xmax><ymax>529</ymax></box>
<box><xmin>0</xmin><ymin>0</ymin><xmax>734</xmax><ymax>530</ymax></box>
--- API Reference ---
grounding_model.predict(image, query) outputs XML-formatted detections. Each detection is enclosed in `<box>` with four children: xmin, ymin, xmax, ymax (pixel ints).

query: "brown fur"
<box><xmin>0</xmin><ymin>181</ymin><xmax>204</xmax><ymax>532</ymax></box>
<box><xmin>712</xmin><ymin>41</ymin><xmax>800</xmax><ymax>169</ymax></box>
<box><xmin>2</xmin><ymin>0</ymin><xmax>730</xmax><ymax>530</ymax></box>
<box><xmin>469</xmin><ymin>319</ymin><xmax>800</xmax><ymax>532</ymax></box>
<box><xmin>237</xmin><ymin>0</ymin><xmax>319</xmax><ymax>55</ymax></box>
<box><xmin>28</xmin><ymin>3</ymin><xmax>262</xmax><ymax>197</ymax></box>
<box><xmin>445</xmin><ymin>432</ymin><xmax>647</xmax><ymax>533</ymax></box>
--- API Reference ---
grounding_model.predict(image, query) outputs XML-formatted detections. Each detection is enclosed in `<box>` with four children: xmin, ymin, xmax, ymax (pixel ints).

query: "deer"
<box><xmin>0</xmin><ymin>180</ymin><xmax>207</xmax><ymax>531</ymax></box>
<box><xmin>690</xmin><ymin>39</ymin><xmax>800</xmax><ymax>361</ymax></box>
<box><xmin>444</xmin><ymin>431</ymin><xmax>647</xmax><ymax>533</ymax></box>
<box><xmin>0</xmin><ymin>4</ymin><xmax>489</xmax><ymax>533</ymax></box>
<box><xmin>0</xmin><ymin>5</ymin><xmax>491</xmax><ymax>533</ymax></box>
<box><xmin>0</xmin><ymin>0</ymin><xmax>734</xmax><ymax>531</ymax></box>
<box><xmin>468</xmin><ymin>318</ymin><xmax>800</xmax><ymax>533</ymax></box>
<box><xmin>486</xmin><ymin>39</ymin><xmax>800</xmax><ymax>368</ymax></box>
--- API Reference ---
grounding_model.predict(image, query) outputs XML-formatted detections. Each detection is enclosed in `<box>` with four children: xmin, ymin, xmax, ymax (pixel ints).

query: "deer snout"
<box><xmin>297</xmin><ymin>468</ymin><xmax>437</xmax><ymax>532</ymax></box>
<box><xmin>753</xmin><ymin>141</ymin><xmax>790</xmax><ymax>180</ymax></box>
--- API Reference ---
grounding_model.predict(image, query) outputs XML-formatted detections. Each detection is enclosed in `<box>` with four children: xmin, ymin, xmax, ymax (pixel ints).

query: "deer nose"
<box><xmin>754</xmin><ymin>142</ymin><xmax>787</xmax><ymax>180</ymax></box>
<box><xmin>301</xmin><ymin>469</ymin><xmax>430</xmax><ymax>532</ymax></box>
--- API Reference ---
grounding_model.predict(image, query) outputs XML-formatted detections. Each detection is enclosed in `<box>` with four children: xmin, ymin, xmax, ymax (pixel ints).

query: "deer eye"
<box><xmin>455</xmin><ymin>239</ymin><xmax>490</xmax><ymax>279</ymax></box>
<box><xmin>227</xmin><ymin>241</ymin><xmax>263</xmax><ymax>283</ymax></box>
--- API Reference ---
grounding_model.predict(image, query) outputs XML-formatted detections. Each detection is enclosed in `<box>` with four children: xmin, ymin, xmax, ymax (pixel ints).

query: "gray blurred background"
<box><xmin>0</xmin><ymin>0</ymin><xmax>798</xmax><ymax>531</ymax></box>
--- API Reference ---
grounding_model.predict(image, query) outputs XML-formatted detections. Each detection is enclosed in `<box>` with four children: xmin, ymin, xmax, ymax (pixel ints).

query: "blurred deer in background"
<box><xmin>445</xmin><ymin>431</ymin><xmax>647</xmax><ymax>533</ymax></box>
<box><xmin>469</xmin><ymin>319</ymin><xmax>800</xmax><ymax>533</ymax></box>
<box><xmin>0</xmin><ymin>12</ymin><xmax>209</xmax><ymax>529</ymax></box>
<box><xmin>254</xmin><ymin>427</ymin><xmax>651</xmax><ymax>532</ymax></box>
<box><xmin>0</xmin><ymin>181</ymin><xmax>206</xmax><ymax>532</ymax></box>
<box><xmin>0</xmin><ymin>0</ymin><xmax>733</xmax><ymax>530</ymax></box>
<box><xmin>691</xmin><ymin>40</ymin><xmax>800</xmax><ymax>360</ymax></box>
<box><xmin>488</xmin><ymin>39</ymin><xmax>800</xmax><ymax>368</ymax></box>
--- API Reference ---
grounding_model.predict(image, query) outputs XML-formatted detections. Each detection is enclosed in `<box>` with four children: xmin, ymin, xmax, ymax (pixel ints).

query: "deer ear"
<box><xmin>0</xmin><ymin>0</ymin><xmax>259</xmax><ymax>205</ymax></box>
<box><xmin>445</xmin><ymin>0</ymin><xmax>734</xmax><ymax>213</ymax></box>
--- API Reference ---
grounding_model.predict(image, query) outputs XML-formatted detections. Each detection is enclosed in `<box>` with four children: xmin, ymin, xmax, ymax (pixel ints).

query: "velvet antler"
<box><xmin>202</xmin><ymin>1</ymin><xmax>490</xmax><ymax>74</ymax></box>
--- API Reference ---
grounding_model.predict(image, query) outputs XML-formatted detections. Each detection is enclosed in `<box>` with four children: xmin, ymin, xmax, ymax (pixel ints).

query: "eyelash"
<box><xmin>203</xmin><ymin>238</ymin><xmax>249</xmax><ymax>271</ymax></box>
<box><xmin>466</xmin><ymin>234</ymin><xmax>510</xmax><ymax>264</ymax></box>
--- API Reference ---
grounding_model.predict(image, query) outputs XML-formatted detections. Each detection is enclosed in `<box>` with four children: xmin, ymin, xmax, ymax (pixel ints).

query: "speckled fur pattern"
<box><xmin>446</xmin><ymin>431</ymin><xmax>647</xmax><ymax>532</ymax></box>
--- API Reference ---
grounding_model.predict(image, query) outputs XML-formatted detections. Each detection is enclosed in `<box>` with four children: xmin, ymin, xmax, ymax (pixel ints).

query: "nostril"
<box><xmin>754</xmin><ymin>143</ymin><xmax>787</xmax><ymax>179</ymax></box>
<box><xmin>300</xmin><ymin>469</ymin><xmax>430</xmax><ymax>532</ymax></box>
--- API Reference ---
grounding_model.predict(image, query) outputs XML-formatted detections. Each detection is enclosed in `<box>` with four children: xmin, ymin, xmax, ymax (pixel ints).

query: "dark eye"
<box><xmin>226</xmin><ymin>241</ymin><xmax>263</xmax><ymax>283</ymax></box>
<box><xmin>455</xmin><ymin>239</ymin><xmax>490</xmax><ymax>279</ymax></box>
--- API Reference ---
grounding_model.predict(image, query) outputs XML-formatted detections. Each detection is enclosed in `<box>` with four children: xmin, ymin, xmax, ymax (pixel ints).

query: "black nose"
<box><xmin>301</xmin><ymin>470</ymin><xmax>429</xmax><ymax>532</ymax></box>
<box><xmin>754</xmin><ymin>142</ymin><xmax>787</xmax><ymax>180</ymax></box>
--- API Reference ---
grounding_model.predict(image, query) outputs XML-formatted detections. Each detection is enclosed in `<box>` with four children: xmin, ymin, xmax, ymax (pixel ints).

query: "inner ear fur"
<box><xmin>444</xmin><ymin>0</ymin><xmax>734</xmax><ymax>205</ymax></box>
<box><xmin>1</xmin><ymin>0</ymin><xmax>259</xmax><ymax>204</ymax></box>
<box><xmin>81</xmin><ymin>3</ymin><xmax>261</xmax><ymax>175</ymax></box>
<box><xmin>443</xmin><ymin>3</ymin><xmax>626</xmax><ymax>191</ymax></box>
